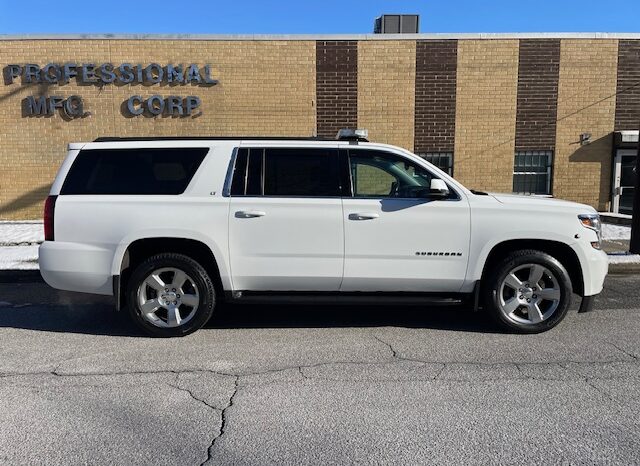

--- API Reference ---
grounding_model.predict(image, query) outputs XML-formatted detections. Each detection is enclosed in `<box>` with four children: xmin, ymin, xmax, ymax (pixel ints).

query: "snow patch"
<box><xmin>601</xmin><ymin>223</ymin><xmax>631</xmax><ymax>241</ymax></box>
<box><xmin>607</xmin><ymin>252</ymin><xmax>640</xmax><ymax>264</ymax></box>
<box><xmin>0</xmin><ymin>222</ymin><xmax>44</xmax><ymax>246</ymax></box>
<box><xmin>0</xmin><ymin>246</ymin><xmax>39</xmax><ymax>270</ymax></box>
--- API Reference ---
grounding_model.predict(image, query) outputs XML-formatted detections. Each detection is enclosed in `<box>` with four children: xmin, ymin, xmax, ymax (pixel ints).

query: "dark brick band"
<box><xmin>615</xmin><ymin>40</ymin><xmax>640</xmax><ymax>132</ymax></box>
<box><xmin>316</xmin><ymin>41</ymin><xmax>358</xmax><ymax>138</ymax></box>
<box><xmin>414</xmin><ymin>40</ymin><xmax>458</xmax><ymax>153</ymax></box>
<box><xmin>514</xmin><ymin>39</ymin><xmax>561</xmax><ymax>152</ymax></box>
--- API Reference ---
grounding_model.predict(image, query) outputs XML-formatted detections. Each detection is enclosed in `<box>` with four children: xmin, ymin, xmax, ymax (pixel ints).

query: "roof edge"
<box><xmin>1</xmin><ymin>32</ymin><xmax>640</xmax><ymax>41</ymax></box>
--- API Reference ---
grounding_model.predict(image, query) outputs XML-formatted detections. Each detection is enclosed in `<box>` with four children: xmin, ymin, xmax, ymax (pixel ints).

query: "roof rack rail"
<box><xmin>92</xmin><ymin>136</ymin><xmax>337</xmax><ymax>142</ymax></box>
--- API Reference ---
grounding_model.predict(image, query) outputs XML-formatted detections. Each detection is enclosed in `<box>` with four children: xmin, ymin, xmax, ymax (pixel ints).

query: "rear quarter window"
<box><xmin>61</xmin><ymin>148</ymin><xmax>208</xmax><ymax>195</ymax></box>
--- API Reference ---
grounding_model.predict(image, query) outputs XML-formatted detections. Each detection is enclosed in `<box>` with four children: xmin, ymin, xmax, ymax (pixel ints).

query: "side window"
<box><xmin>230</xmin><ymin>149</ymin><xmax>248</xmax><ymax>196</ymax></box>
<box><xmin>61</xmin><ymin>148</ymin><xmax>208</xmax><ymax>195</ymax></box>
<box><xmin>349</xmin><ymin>150</ymin><xmax>435</xmax><ymax>199</ymax></box>
<box><xmin>230</xmin><ymin>148</ymin><xmax>265</xmax><ymax>196</ymax></box>
<box><xmin>246</xmin><ymin>149</ymin><xmax>263</xmax><ymax>196</ymax></box>
<box><xmin>263</xmin><ymin>148</ymin><xmax>340</xmax><ymax>197</ymax></box>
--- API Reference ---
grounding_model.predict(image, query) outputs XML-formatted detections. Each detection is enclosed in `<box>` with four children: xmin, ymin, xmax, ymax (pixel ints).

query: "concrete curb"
<box><xmin>607</xmin><ymin>263</ymin><xmax>640</xmax><ymax>275</ymax></box>
<box><xmin>601</xmin><ymin>214</ymin><xmax>632</xmax><ymax>226</ymax></box>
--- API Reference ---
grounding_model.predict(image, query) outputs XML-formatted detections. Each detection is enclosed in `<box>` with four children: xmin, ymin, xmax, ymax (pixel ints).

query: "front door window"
<box><xmin>349</xmin><ymin>150</ymin><xmax>435</xmax><ymax>199</ymax></box>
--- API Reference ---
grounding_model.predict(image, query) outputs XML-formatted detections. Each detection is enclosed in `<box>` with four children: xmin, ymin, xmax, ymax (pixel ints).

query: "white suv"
<box><xmin>39</xmin><ymin>132</ymin><xmax>608</xmax><ymax>337</ymax></box>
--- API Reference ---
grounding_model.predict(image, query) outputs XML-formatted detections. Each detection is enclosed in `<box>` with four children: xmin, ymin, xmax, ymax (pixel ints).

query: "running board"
<box><xmin>226</xmin><ymin>291</ymin><xmax>466</xmax><ymax>306</ymax></box>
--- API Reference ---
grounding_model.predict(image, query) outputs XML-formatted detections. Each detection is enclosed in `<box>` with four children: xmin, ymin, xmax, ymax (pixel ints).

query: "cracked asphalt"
<box><xmin>0</xmin><ymin>274</ymin><xmax>639</xmax><ymax>465</ymax></box>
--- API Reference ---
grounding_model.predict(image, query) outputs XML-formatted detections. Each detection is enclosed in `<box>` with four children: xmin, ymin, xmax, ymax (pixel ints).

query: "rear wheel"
<box><xmin>127</xmin><ymin>253</ymin><xmax>215</xmax><ymax>337</ymax></box>
<box><xmin>484</xmin><ymin>250</ymin><xmax>572</xmax><ymax>333</ymax></box>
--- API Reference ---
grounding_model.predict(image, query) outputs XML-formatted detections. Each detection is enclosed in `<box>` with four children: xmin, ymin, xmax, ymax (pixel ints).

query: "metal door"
<box><xmin>613</xmin><ymin>149</ymin><xmax>637</xmax><ymax>215</ymax></box>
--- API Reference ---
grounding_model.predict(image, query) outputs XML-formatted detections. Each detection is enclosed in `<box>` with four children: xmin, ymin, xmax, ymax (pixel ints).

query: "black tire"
<box><xmin>127</xmin><ymin>253</ymin><xmax>216</xmax><ymax>337</ymax></box>
<box><xmin>484</xmin><ymin>249</ymin><xmax>572</xmax><ymax>334</ymax></box>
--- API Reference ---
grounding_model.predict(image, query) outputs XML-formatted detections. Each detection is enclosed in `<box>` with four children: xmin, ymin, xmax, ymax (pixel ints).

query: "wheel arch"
<box><xmin>116</xmin><ymin>237</ymin><xmax>227</xmax><ymax>310</ymax></box>
<box><xmin>479</xmin><ymin>239</ymin><xmax>584</xmax><ymax>296</ymax></box>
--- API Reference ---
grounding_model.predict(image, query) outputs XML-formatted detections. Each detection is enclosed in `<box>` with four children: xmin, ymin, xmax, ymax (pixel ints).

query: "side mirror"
<box><xmin>429</xmin><ymin>178</ymin><xmax>450</xmax><ymax>198</ymax></box>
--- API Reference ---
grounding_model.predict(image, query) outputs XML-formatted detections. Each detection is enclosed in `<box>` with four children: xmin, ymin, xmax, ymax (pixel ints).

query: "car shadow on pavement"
<box><xmin>206</xmin><ymin>302</ymin><xmax>501</xmax><ymax>333</ymax></box>
<box><xmin>0</xmin><ymin>284</ymin><xmax>503</xmax><ymax>335</ymax></box>
<box><xmin>0</xmin><ymin>301</ymin><xmax>143</xmax><ymax>337</ymax></box>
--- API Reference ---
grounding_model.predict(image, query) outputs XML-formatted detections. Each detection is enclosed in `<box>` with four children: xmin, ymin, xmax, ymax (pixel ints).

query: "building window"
<box><xmin>419</xmin><ymin>152</ymin><xmax>454</xmax><ymax>176</ymax></box>
<box><xmin>513</xmin><ymin>151</ymin><xmax>553</xmax><ymax>195</ymax></box>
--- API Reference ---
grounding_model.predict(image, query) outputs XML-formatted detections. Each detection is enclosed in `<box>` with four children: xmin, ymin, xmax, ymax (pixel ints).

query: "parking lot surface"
<box><xmin>0</xmin><ymin>274</ymin><xmax>639</xmax><ymax>465</ymax></box>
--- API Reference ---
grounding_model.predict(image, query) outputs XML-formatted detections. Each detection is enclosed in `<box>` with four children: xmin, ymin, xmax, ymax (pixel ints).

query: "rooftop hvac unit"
<box><xmin>374</xmin><ymin>14</ymin><xmax>419</xmax><ymax>34</ymax></box>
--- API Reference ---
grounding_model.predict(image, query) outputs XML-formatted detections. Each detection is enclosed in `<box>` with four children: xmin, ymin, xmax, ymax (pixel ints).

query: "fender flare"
<box><xmin>110</xmin><ymin>229</ymin><xmax>232</xmax><ymax>291</ymax></box>
<box><xmin>468</xmin><ymin>231</ymin><xmax>579</xmax><ymax>283</ymax></box>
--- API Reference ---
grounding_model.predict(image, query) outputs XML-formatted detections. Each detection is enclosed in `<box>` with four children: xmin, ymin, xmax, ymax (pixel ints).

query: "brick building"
<box><xmin>0</xmin><ymin>33</ymin><xmax>639</xmax><ymax>220</ymax></box>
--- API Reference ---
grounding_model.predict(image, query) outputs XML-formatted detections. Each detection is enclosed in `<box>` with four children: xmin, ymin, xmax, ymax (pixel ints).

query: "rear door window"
<box><xmin>61</xmin><ymin>148</ymin><xmax>208</xmax><ymax>195</ymax></box>
<box><xmin>229</xmin><ymin>148</ymin><xmax>264</xmax><ymax>196</ymax></box>
<box><xmin>264</xmin><ymin>148</ymin><xmax>340</xmax><ymax>197</ymax></box>
<box><xmin>229</xmin><ymin>147</ymin><xmax>340</xmax><ymax>197</ymax></box>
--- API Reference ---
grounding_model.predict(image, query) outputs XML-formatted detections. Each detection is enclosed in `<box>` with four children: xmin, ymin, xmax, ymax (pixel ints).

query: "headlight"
<box><xmin>578</xmin><ymin>213</ymin><xmax>602</xmax><ymax>248</ymax></box>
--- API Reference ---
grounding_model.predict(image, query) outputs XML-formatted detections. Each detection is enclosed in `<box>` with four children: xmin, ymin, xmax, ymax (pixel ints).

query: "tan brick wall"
<box><xmin>357</xmin><ymin>40</ymin><xmax>416</xmax><ymax>151</ymax></box>
<box><xmin>0</xmin><ymin>40</ymin><xmax>316</xmax><ymax>219</ymax></box>
<box><xmin>453</xmin><ymin>40</ymin><xmax>519</xmax><ymax>192</ymax></box>
<box><xmin>0</xmin><ymin>41</ymin><xmax>116</xmax><ymax>220</ymax></box>
<box><xmin>0</xmin><ymin>37</ymin><xmax>627</xmax><ymax>219</ymax></box>
<box><xmin>554</xmin><ymin>40</ymin><xmax>618</xmax><ymax>210</ymax></box>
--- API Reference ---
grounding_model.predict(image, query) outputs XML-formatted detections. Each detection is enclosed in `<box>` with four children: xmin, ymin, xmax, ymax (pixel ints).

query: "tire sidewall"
<box><xmin>127</xmin><ymin>254</ymin><xmax>215</xmax><ymax>337</ymax></box>
<box><xmin>486</xmin><ymin>251</ymin><xmax>572</xmax><ymax>333</ymax></box>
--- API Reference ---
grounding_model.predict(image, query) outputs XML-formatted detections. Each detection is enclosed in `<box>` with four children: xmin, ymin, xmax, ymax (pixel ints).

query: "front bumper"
<box><xmin>575</xmin><ymin>246</ymin><xmax>607</xmax><ymax>313</ymax></box>
<box><xmin>581</xmin><ymin>248</ymin><xmax>608</xmax><ymax>296</ymax></box>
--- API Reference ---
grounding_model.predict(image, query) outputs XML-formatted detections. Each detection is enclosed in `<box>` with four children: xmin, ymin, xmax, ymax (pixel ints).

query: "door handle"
<box><xmin>348</xmin><ymin>212</ymin><xmax>380</xmax><ymax>220</ymax></box>
<box><xmin>235</xmin><ymin>210</ymin><xmax>266</xmax><ymax>218</ymax></box>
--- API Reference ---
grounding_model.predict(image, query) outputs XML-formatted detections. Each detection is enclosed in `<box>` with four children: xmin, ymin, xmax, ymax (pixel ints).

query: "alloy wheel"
<box><xmin>136</xmin><ymin>267</ymin><xmax>200</xmax><ymax>328</ymax></box>
<box><xmin>497</xmin><ymin>263</ymin><xmax>561</xmax><ymax>325</ymax></box>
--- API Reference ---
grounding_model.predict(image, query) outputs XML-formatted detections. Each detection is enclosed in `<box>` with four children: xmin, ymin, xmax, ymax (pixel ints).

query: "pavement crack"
<box><xmin>514</xmin><ymin>363</ymin><xmax>524</xmax><ymax>376</ymax></box>
<box><xmin>608</xmin><ymin>342</ymin><xmax>638</xmax><ymax>361</ymax></box>
<box><xmin>1</xmin><ymin>358</ymin><xmax>639</xmax><ymax>383</ymax></box>
<box><xmin>51</xmin><ymin>352</ymin><xmax>133</xmax><ymax>376</ymax></box>
<box><xmin>583</xmin><ymin>378</ymin><xmax>625</xmax><ymax>409</ymax></box>
<box><xmin>372</xmin><ymin>334</ymin><xmax>439</xmax><ymax>366</ymax></box>
<box><xmin>168</xmin><ymin>375</ymin><xmax>227</xmax><ymax>466</ymax></box>
<box><xmin>373</xmin><ymin>335</ymin><xmax>399</xmax><ymax>359</ymax></box>
<box><xmin>432</xmin><ymin>363</ymin><xmax>447</xmax><ymax>380</ymax></box>
<box><xmin>169</xmin><ymin>375</ymin><xmax>218</xmax><ymax>412</ymax></box>
<box><xmin>202</xmin><ymin>375</ymin><xmax>239</xmax><ymax>465</ymax></box>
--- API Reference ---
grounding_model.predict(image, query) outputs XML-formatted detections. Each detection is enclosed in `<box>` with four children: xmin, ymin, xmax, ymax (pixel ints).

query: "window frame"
<box><xmin>345</xmin><ymin>148</ymin><xmax>460</xmax><ymax>201</ymax></box>
<box><xmin>512</xmin><ymin>150</ymin><xmax>554</xmax><ymax>196</ymax></box>
<box><xmin>227</xmin><ymin>146</ymin><xmax>343</xmax><ymax>198</ymax></box>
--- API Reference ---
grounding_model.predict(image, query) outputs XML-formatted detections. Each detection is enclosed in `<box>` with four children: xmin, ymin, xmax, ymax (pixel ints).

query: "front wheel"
<box><xmin>484</xmin><ymin>250</ymin><xmax>572</xmax><ymax>333</ymax></box>
<box><xmin>127</xmin><ymin>253</ymin><xmax>216</xmax><ymax>337</ymax></box>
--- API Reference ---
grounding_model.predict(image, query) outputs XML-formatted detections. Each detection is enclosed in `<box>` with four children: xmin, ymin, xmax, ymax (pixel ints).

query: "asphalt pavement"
<box><xmin>0</xmin><ymin>275</ymin><xmax>639</xmax><ymax>465</ymax></box>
